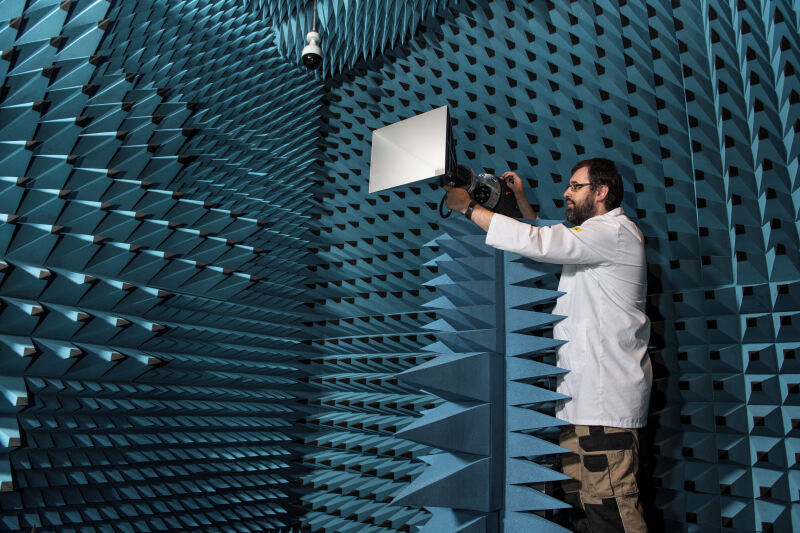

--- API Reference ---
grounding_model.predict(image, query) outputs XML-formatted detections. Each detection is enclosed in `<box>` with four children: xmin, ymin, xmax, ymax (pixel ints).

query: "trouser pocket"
<box><xmin>578</xmin><ymin>426</ymin><xmax>639</xmax><ymax>499</ymax></box>
<box><xmin>581</xmin><ymin>449</ymin><xmax>638</xmax><ymax>498</ymax></box>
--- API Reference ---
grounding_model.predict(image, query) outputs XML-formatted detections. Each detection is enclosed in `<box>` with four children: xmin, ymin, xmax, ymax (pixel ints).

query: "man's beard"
<box><xmin>565</xmin><ymin>197</ymin><xmax>596</xmax><ymax>225</ymax></box>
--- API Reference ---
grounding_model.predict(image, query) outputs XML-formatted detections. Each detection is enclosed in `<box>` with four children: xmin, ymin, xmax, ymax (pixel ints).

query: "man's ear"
<box><xmin>594</xmin><ymin>184</ymin><xmax>609</xmax><ymax>203</ymax></box>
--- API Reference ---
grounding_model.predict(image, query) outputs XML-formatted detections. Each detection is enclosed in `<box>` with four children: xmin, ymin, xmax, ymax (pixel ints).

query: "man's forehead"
<box><xmin>569</xmin><ymin>166</ymin><xmax>589</xmax><ymax>182</ymax></box>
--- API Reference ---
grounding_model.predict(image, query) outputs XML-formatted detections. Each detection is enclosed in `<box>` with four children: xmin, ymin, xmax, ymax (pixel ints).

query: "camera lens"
<box><xmin>302</xmin><ymin>52</ymin><xmax>322</xmax><ymax>69</ymax></box>
<box><xmin>474</xmin><ymin>185</ymin><xmax>491</xmax><ymax>203</ymax></box>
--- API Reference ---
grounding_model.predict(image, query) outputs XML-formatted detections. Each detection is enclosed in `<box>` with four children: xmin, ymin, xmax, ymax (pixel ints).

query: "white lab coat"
<box><xmin>486</xmin><ymin>207</ymin><xmax>651</xmax><ymax>428</ymax></box>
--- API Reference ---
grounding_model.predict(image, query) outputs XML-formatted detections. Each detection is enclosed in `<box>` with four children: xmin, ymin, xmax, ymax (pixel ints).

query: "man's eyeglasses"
<box><xmin>568</xmin><ymin>182</ymin><xmax>592</xmax><ymax>192</ymax></box>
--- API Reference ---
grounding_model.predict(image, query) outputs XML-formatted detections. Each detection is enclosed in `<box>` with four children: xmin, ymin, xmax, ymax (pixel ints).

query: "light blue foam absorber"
<box><xmin>392</xmin><ymin>216</ymin><xmax>569</xmax><ymax>532</ymax></box>
<box><xmin>501</xmin><ymin>220</ymin><xmax>570</xmax><ymax>533</ymax></box>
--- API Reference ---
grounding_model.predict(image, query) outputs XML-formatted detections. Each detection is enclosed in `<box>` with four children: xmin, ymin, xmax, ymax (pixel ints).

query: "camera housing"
<box><xmin>443</xmin><ymin>165</ymin><xmax>521</xmax><ymax>218</ymax></box>
<box><xmin>302</xmin><ymin>31</ymin><xmax>322</xmax><ymax>70</ymax></box>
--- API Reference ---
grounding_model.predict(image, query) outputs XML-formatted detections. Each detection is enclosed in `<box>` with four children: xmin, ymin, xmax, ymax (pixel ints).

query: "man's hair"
<box><xmin>571</xmin><ymin>158</ymin><xmax>624</xmax><ymax>210</ymax></box>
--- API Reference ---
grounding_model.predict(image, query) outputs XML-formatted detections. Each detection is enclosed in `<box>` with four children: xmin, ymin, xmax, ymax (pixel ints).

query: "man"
<box><xmin>444</xmin><ymin>158</ymin><xmax>651</xmax><ymax>533</ymax></box>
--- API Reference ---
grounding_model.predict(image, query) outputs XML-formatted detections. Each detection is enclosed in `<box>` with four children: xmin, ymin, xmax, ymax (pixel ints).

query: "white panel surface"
<box><xmin>369</xmin><ymin>106</ymin><xmax>449</xmax><ymax>193</ymax></box>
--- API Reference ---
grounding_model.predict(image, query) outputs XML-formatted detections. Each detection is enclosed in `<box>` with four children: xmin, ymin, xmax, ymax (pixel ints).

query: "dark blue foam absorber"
<box><xmin>0</xmin><ymin>0</ymin><xmax>319</xmax><ymax>531</ymax></box>
<box><xmin>242</xmin><ymin>0</ymin><xmax>459</xmax><ymax>77</ymax></box>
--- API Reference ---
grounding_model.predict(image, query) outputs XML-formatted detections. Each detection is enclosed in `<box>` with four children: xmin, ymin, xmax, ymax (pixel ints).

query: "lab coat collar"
<box><xmin>586</xmin><ymin>206</ymin><xmax>624</xmax><ymax>223</ymax></box>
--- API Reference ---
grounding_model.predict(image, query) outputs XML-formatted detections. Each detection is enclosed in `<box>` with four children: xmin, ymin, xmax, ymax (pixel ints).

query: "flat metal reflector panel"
<box><xmin>369</xmin><ymin>105</ymin><xmax>450</xmax><ymax>193</ymax></box>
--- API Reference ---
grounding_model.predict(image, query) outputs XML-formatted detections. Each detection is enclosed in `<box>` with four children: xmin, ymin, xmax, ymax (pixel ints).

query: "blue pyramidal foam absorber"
<box><xmin>390</xmin><ymin>217</ymin><xmax>569</xmax><ymax>532</ymax></box>
<box><xmin>0</xmin><ymin>0</ymin><xmax>319</xmax><ymax>531</ymax></box>
<box><xmin>242</xmin><ymin>0</ymin><xmax>460</xmax><ymax>76</ymax></box>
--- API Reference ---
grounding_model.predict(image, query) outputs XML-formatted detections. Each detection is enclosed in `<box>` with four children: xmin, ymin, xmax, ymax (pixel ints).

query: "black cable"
<box><xmin>439</xmin><ymin>195</ymin><xmax>452</xmax><ymax>218</ymax></box>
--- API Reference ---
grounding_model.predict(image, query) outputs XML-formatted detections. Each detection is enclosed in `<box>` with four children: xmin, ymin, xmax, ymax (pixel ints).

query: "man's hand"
<box><xmin>500</xmin><ymin>170</ymin><xmax>539</xmax><ymax>219</ymax></box>
<box><xmin>443</xmin><ymin>185</ymin><xmax>472</xmax><ymax>213</ymax></box>
<box><xmin>500</xmin><ymin>171</ymin><xmax>524</xmax><ymax>197</ymax></box>
<box><xmin>444</xmin><ymin>185</ymin><xmax>494</xmax><ymax>231</ymax></box>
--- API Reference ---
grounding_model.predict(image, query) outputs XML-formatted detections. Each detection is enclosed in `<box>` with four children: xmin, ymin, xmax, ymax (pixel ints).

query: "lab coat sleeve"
<box><xmin>485</xmin><ymin>213</ymin><xmax>619</xmax><ymax>265</ymax></box>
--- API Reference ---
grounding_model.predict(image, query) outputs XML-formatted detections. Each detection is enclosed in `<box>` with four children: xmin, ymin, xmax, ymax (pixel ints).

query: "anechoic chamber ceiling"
<box><xmin>243</xmin><ymin>0</ymin><xmax>461</xmax><ymax>76</ymax></box>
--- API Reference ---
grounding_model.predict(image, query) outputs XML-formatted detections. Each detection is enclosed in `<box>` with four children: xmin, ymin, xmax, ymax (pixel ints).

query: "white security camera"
<box><xmin>302</xmin><ymin>31</ymin><xmax>322</xmax><ymax>70</ymax></box>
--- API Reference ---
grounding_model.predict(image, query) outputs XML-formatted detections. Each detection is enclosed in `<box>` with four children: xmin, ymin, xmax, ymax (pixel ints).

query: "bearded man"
<box><xmin>445</xmin><ymin>158</ymin><xmax>651</xmax><ymax>533</ymax></box>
